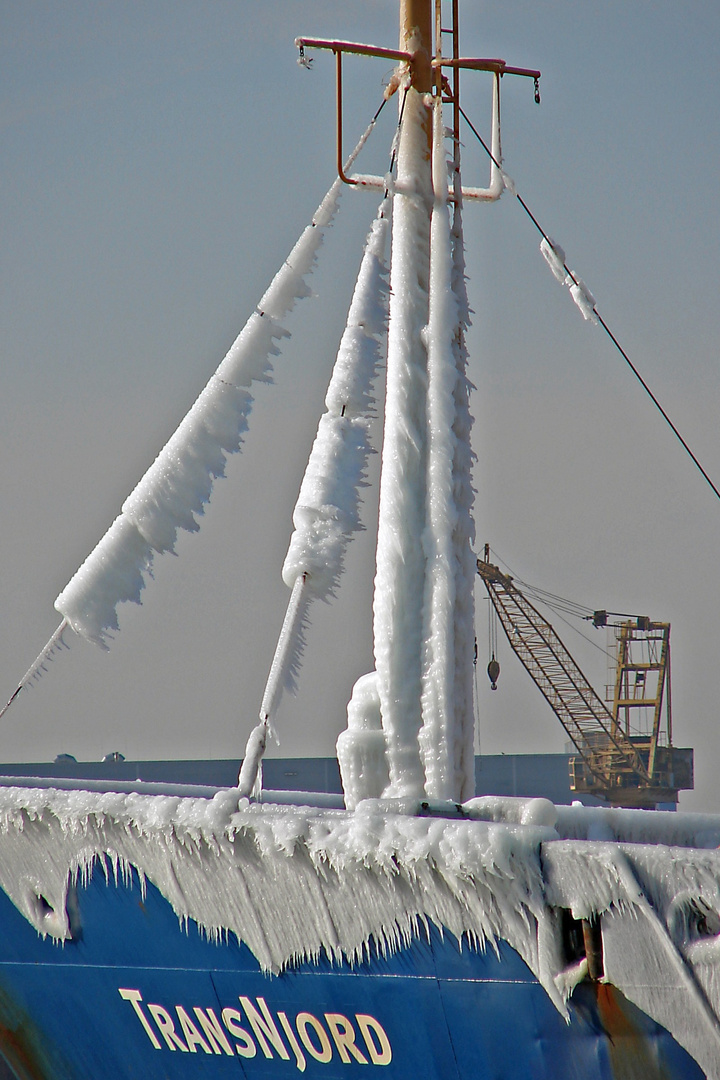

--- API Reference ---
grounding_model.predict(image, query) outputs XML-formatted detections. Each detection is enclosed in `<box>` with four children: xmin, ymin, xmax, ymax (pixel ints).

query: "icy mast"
<box><xmin>360</xmin><ymin>4</ymin><xmax>475</xmax><ymax>805</ymax></box>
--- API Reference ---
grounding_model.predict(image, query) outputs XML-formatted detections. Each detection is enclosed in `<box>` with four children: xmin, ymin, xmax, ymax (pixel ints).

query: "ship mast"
<box><xmin>1</xmin><ymin>0</ymin><xmax>538</xmax><ymax>814</ymax></box>
<box><xmin>373</xmin><ymin>0</ymin><xmax>476</xmax><ymax>802</ymax></box>
<box><xmin>372</xmin><ymin>0</ymin><xmax>434</xmax><ymax>799</ymax></box>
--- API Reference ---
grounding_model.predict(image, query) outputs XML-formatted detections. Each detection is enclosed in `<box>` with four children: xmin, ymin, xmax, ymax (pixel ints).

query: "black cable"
<box><xmin>519</xmin><ymin>584</ymin><xmax>590</xmax><ymax>614</ymax></box>
<box><xmin>388</xmin><ymin>86</ymin><xmax>409</xmax><ymax>175</ymax></box>
<box><xmin>458</xmin><ymin>103</ymin><xmax>720</xmax><ymax>506</ymax></box>
<box><xmin>491</xmin><ymin>549</ymin><xmax>593</xmax><ymax>618</ymax></box>
<box><xmin>594</xmin><ymin>312</ymin><xmax>720</xmax><ymax>502</ymax></box>
<box><xmin>489</xmin><ymin>548</ymin><xmax>612</xmax><ymax>657</ymax></box>
<box><xmin>542</xmin><ymin>605</ymin><xmax>614</xmax><ymax>659</ymax></box>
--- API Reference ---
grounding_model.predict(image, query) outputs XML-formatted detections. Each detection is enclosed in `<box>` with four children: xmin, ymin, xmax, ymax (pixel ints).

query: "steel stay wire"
<box><xmin>458</xmin><ymin>103</ymin><xmax>720</xmax><ymax>507</ymax></box>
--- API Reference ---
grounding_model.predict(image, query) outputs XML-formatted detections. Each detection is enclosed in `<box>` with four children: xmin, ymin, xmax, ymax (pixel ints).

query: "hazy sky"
<box><xmin>1</xmin><ymin>1</ymin><xmax>719</xmax><ymax>811</ymax></box>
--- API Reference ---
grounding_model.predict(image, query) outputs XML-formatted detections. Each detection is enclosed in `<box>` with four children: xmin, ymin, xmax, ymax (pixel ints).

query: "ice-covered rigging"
<box><xmin>372</xmin><ymin>62</ymin><xmax>435</xmax><ymax>800</ymax></box>
<box><xmin>55</xmin><ymin>169</ymin><xmax>348</xmax><ymax>648</ymax></box>
<box><xmin>238</xmin><ymin>203</ymin><xmax>390</xmax><ymax>795</ymax></box>
<box><xmin>417</xmin><ymin>97</ymin><xmax>475</xmax><ymax>803</ymax></box>
<box><xmin>1</xmin><ymin>119</ymin><xmax>383</xmax><ymax>715</ymax></box>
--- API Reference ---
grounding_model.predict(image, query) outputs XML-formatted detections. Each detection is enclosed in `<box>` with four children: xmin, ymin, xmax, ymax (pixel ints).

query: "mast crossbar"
<box><xmin>295</xmin><ymin>38</ymin><xmax>412</xmax><ymax>64</ymax></box>
<box><xmin>295</xmin><ymin>37</ymin><xmax>541</xmax><ymax>81</ymax></box>
<box><xmin>296</xmin><ymin>34</ymin><xmax>540</xmax><ymax>194</ymax></box>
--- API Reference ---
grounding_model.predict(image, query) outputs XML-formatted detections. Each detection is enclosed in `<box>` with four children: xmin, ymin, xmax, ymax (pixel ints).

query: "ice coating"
<box><xmin>54</xmin><ymin>516</ymin><xmax>154</xmax><ymax>645</ymax></box>
<box><xmin>448</xmin><ymin>185</ymin><xmax>478</xmax><ymax>808</ymax></box>
<box><xmin>242</xmin><ymin>204</ymin><xmax>390</xmax><ymax>746</ymax></box>
<box><xmin>236</xmin><ymin>722</ymin><xmax>267</xmax><ymax>801</ymax></box>
<box><xmin>372</xmin><ymin>92</ymin><xmax>475</xmax><ymax>804</ymax></box>
<box><xmin>418</xmin><ymin>99</ymin><xmax>460</xmax><ymax>799</ymax></box>
<box><xmin>336</xmin><ymin>672</ymin><xmax>389</xmax><ymax>810</ymax></box>
<box><xmin>282</xmin><ymin>204</ymin><xmax>390</xmax><ymax>598</ymax></box>
<box><xmin>55</xmin><ymin>120</ymin><xmax>379</xmax><ymax>648</ymax></box>
<box><xmin>569</xmin><ymin>277</ymin><xmax>598</xmax><ymax>323</ymax></box>
<box><xmin>259</xmin><ymin>573</ymin><xmax>311</xmax><ymax>723</ymax></box>
<box><xmin>539</xmin><ymin>237</ymin><xmax>598</xmax><ymax>324</ymax></box>
<box><xmin>540</xmin><ymin>236</ymin><xmax>567</xmax><ymax>282</ymax></box>
<box><xmin>373</xmin><ymin>86</ymin><xmax>434</xmax><ymax>799</ymax></box>
<box><xmin>543</xmin><ymin>840</ymin><xmax>720</xmax><ymax>1075</ymax></box>
<box><xmin>418</xmin><ymin>99</ymin><xmax>475</xmax><ymax>804</ymax></box>
<box><xmin>1</xmin><ymin>786</ymin><xmax>720</xmax><ymax>1074</ymax></box>
<box><xmin>55</xmin><ymin>184</ymin><xmax>339</xmax><ymax>645</ymax></box>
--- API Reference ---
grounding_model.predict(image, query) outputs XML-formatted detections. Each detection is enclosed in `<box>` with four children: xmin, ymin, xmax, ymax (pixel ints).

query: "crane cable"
<box><xmin>486</xmin><ymin>593</ymin><xmax>500</xmax><ymax>689</ymax></box>
<box><xmin>488</xmin><ymin>547</ymin><xmax>614</xmax><ymax>659</ymax></box>
<box><xmin>458</xmin><ymin>104</ymin><xmax>720</xmax><ymax>506</ymax></box>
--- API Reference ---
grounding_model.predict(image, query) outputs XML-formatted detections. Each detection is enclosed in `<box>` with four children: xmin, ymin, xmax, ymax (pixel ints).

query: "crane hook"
<box><xmin>487</xmin><ymin>656</ymin><xmax>500</xmax><ymax>691</ymax></box>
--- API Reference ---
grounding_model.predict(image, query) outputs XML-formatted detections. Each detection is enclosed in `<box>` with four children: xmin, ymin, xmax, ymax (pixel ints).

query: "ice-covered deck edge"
<box><xmin>1</xmin><ymin>786</ymin><xmax>720</xmax><ymax>1074</ymax></box>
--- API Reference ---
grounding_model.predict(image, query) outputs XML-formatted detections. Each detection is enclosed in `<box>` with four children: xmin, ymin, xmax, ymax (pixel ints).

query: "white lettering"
<box><xmin>324</xmin><ymin>1013</ymin><xmax>368</xmax><ymax>1064</ymax></box>
<box><xmin>222</xmin><ymin>1007</ymin><xmax>257</xmax><ymax>1058</ymax></box>
<box><xmin>356</xmin><ymin>1015</ymin><xmax>392</xmax><ymax>1066</ymax></box>
<box><xmin>194</xmin><ymin>1007</ymin><xmax>234</xmax><ymax>1056</ymax></box>
<box><xmin>296</xmin><ymin>1013</ymin><xmax>333</xmax><ymax>1063</ymax></box>
<box><xmin>175</xmin><ymin>1006</ymin><xmax>212</xmax><ymax>1054</ymax></box>
<box><xmin>239</xmin><ymin>996</ymin><xmax>290</xmax><ymax>1061</ymax></box>
<box><xmin>118</xmin><ymin>988</ymin><xmax>161</xmax><ymax>1050</ymax></box>
<box><xmin>146</xmin><ymin>1004</ymin><xmax>188</xmax><ymax>1052</ymax></box>
<box><xmin>119</xmin><ymin>988</ymin><xmax>394</xmax><ymax>1067</ymax></box>
<box><xmin>278</xmin><ymin>1012</ymin><xmax>306</xmax><ymax>1072</ymax></box>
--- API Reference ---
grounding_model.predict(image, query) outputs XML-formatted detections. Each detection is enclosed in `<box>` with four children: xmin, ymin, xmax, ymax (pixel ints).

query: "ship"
<box><xmin>0</xmin><ymin>2</ymin><xmax>719</xmax><ymax>1078</ymax></box>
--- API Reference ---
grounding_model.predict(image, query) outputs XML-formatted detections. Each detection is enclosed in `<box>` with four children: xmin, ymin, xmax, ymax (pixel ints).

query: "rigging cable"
<box><xmin>473</xmin><ymin>636</ymin><xmax>481</xmax><ymax>756</ymax></box>
<box><xmin>488</xmin><ymin>547</ymin><xmax>615</xmax><ymax>659</ymax></box>
<box><xmin>490</xmin><ymin>548</ymin><xmax>593</xmax><ymax>618</ymax></box>
<box><xmin>458</xmin><ymin>104</ymin><xmax>720</xmax><ymax>506</ymax></box>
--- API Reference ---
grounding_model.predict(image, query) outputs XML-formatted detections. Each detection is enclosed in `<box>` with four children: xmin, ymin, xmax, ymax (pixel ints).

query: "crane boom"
<box><xmin>476</xmin><ymin>554</ymin><xmax>651</xmax><ymax>789</ymax></box>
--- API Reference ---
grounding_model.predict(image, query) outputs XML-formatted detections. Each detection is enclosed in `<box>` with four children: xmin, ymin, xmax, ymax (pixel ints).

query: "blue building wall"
<box><xmin>0</xmin><ymin>755</ymin><xmax>602</xmax><ymax>806</ymax></box>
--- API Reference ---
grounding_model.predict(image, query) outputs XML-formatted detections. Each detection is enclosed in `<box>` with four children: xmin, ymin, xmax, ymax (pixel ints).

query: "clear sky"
<box><xmin>1</xmin><ymin>1</ymin><xmax>719</xmax><ymax>810</ymax></box>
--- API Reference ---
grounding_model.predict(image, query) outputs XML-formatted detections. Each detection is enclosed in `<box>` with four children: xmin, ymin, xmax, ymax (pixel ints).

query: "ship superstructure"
<box><xmin>0</xmin><ymin>3</ymin><xmax>716</xmax><ymax>1078</ymax></box>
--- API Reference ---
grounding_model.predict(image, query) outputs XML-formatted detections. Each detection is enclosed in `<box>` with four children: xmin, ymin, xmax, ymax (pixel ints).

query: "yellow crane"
<box><xmin>477</xmin><ymin>547</ymin><xmax>694</xmax><ymax>808</ymax></box>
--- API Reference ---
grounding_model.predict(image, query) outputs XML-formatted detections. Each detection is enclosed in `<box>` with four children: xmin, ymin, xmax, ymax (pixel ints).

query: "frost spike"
<box><xmin>53</xmin><ymin>122</ymin><xmax>378</xmax><ymax>650</ymax></box>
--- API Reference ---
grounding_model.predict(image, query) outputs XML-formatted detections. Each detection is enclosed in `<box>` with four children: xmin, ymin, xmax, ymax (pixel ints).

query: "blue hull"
<box><xmin>0</xmin><ymin>865</ymin><xmax>703</xmax><ymax>1080</ymax></box>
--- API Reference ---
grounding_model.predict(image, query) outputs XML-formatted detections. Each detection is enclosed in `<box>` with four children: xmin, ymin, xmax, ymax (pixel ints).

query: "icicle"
<box><xmin>0</xmin><ymin>620</ymin><xmax>70</xmax><ymax>720</ymax></box>
<box><xmin>53</xmin><ymin>121</ymin><xmax>378</xmax><ymax>649</ymax></box>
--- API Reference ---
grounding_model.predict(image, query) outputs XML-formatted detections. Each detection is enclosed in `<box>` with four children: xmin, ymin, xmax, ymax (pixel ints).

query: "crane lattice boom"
<box><xmin>477</xmin><ymin>552</ymin><xmax>694</xmax><ymax>807</ymax></box>
<box><xmin>477</xmin><ymin>556</ymin><xmax>651</xmax><ymax>787</ymax></box>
